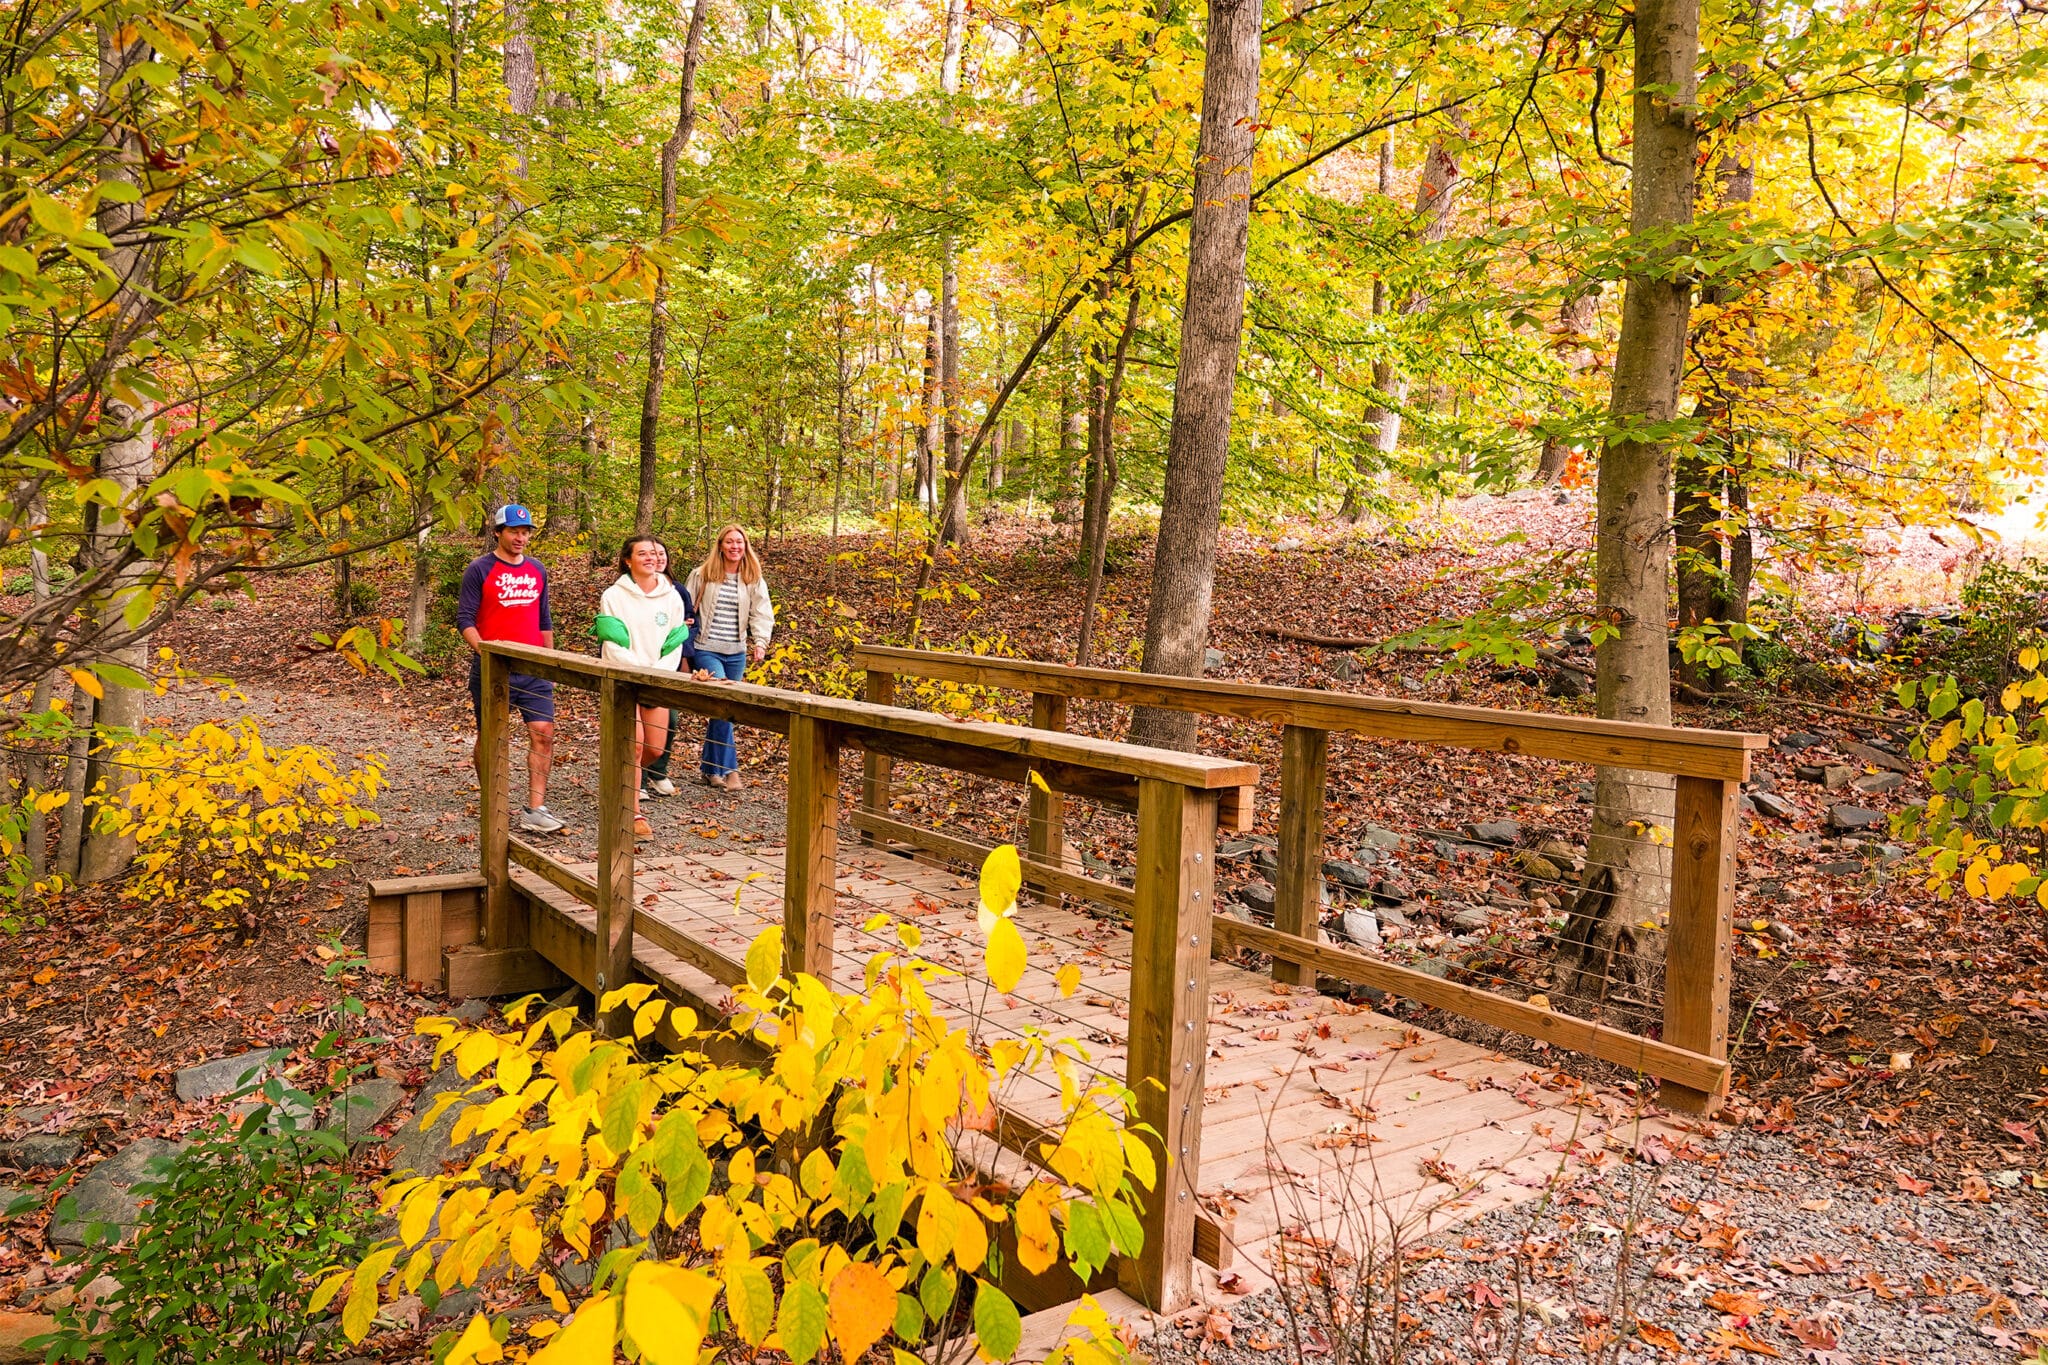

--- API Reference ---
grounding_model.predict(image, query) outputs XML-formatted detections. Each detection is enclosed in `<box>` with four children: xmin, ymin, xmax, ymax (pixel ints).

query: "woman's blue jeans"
<box><xmin>698</xmin><ymin>650</ymin><xmax>747</xmax><ymax>778</ymax></box>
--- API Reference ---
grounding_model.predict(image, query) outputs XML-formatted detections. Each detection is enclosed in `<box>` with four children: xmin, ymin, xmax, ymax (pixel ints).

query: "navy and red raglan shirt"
<box><xmin>456</xmin><ymin>552</ymin><xmax>553</xmax><ymax>646</ymax></box>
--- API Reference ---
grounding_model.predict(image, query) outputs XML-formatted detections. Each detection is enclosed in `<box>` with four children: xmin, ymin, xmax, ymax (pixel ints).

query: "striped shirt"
<box><xmin>702</xmin><ymin>578</ymin><xmax>745</xmax><ymax>649</ymax></box>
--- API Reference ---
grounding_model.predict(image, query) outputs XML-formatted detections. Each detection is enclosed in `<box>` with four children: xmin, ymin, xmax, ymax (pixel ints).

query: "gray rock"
<box><xmin>1432</xmin><ymin>838</ymin><xmax>1460</xmax><ymax>860</ymax></box>
<box><xmin>385</xmin><ymin>1062</ymin><xmax>484</xmax><ymax>1178</ymax></box>
<box><xmin>0</xmin><ymin>1132</ymin><xmax>82</xmax><ymax>1170</ymax></box>
<box><xmin>0</xmin><ymin>1186</ymin><xmax>31</xmax><ymax>1216</ymax></box>
<box><xmin>1371</xmin><ymin>876</ymin><xmax>1413</xmax><ymax>903</ymax></box>
<box><xmin>1843</xmin><ymin>740</ymin><xmax>1911</xmax><ymax>774</ymax></box>
<box><xmin>1330</xmin><ymin>654</ymin><xmax>1357</xmax><ymax>681</ymax></box>
<box><xmin>1795</xmin><ymin>764</ymin><xmax>1828</xmax><ymax>784</ymax></box>
<box><xmin>174</xmin><ymin>1048</ymin><xmax>276</xmax><ymax>1103</ymax></box>
<box><xmin>327</xmin><ymin>1078</ymin><xmax>406</xmax><ymax>1145</ymax></box>
<box><xmin>1377</xmin><ymin>902</ymin><xmax>1413</xmax><ymax>931</ymax></box>
<box><xmin>1323</xmin><ymin>860</ymin><xmax>1375</xmax><ymax>893</ymax></box>
<box><xmin>1203</xmin><ymin>648</ymin><xmax>1226</xmax><ymax>673</ymax></box>
<box><xmin>453</xmin><ymin>999</ymin><xmax>490</xmax><ymax>1023</ymax></box>
<box><xmin>1217</xmin><ymin>838</ymin><xmax>1265</xmax><ymax>860</ymax></box>
<box><xmin>1823</xmin><ymin>765</ymin><xmax>1855</xmax><ymax>791</ymax></box>
<box><xmin>1737</xmin><ymin>794</ymin><xmax>1756</xmax><ymax>814</ymax></box>
<box><xmin>1749</xmin><ymin>770</ymin><xmax>1775</xmax><ymax>793</ymax></box>
<box><xmin>1253</xmin><ymin>847</ymin><xmax>1279</xmax><ymax>879</ymax></box>
<box><xmin>1409</xmin><ymin>957</ymin><xmax>1452</xmax><ymax>979</ymax></box>
<box><xmin>1399</xmin><ymin>676</ymin><xmax>1424</xmax><ymax>694</ymax></box>
<box><xmin>1827</xmin><ymin>804</ymin><xmax>1885</xmax><ymax>832</ymax></box>
<box><xmin>1468</xmin><ymin>820</ymin><xmax>1521</xmax><ymax>847</ymax></box>
<box><xmin>1878</xmin><ymin>843</ymin><xmax>1909</xmax><ymax>865</ymax></box>
<box><xmin>1515</xmin><ymin>851</ymin><xmax>1562</xmax><ymax>882</ymax></box>
<box><xmin>1274</xmin><ymin>537</ymin><xmax>1304</xmax><ymax>552</ymax></box>
<box><xmin>1447</xmin><ymin>904</ymin><xmax>1492</xmax><ymax>933</ymax></box>
<box><xmin>1853</xmin><ymin>771</ymin><xmax>1905</xmax><ymax>795</ymax></box>
<box><xmin>1236</xmin><ymin>882</ymin><xmax>1277</xmax><ymax>918</ymax></box>
<box><xmin>48</xmin><ymin>1138</ymin><xmax>187</xmax><ymax>1247</ymax></box>
<box><xmin>1339</xmin><ymin>909</ymin><xmax>1381</xmax><ymax>948</ymax></box>
<box><xmin>1360</xmin><ymin>824</ymin><xmax>1405</xmax><ymax>851</ymax></box>
<box><xmin>1778</xmin><ymin>732</ymin><xmax>1826</xmax><ymax>750</ymax></box>
<box><xmin>1751</xmin><ymin>791</ymin><xmax>1798</xmax><ymax>821</ymax></box>
<box><xmin>1816</xmin><ymin>859</ymin><xmax>1863</xmax><ymax>877</ymax></box>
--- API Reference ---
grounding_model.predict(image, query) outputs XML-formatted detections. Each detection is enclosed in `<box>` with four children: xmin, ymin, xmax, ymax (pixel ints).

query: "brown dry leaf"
<box><xmin>1706</xmin><ymin>1326</ymin><xmax>1782</xmax><ymax>1357</ymax></box>
<box><xmin>1894</xmin><ymin>1170</ymin><xmax>1934</xmax><ymax>1195</ymax></box>
<box><xmin>1787</xmin><ymin>1317</ymin><xmax>1840</xmax><ymax>1349</ymax></box>
<box><xmin>1958</xmin><ymin>1175</ymin><xmax>1993</xmax><ymax>1203</ymax></box>
<box><xmin>1245</xmin><ymin>1333</ymin><xmax>1283</xmax><ymax>1352</ymax></box>
<box><xmin>1705</xmin><ymin>1290</ymin><xmax>1765</xmax><ymax>1317</ymax></box>
<box><xmin>1636</xmin><ymin>1320</ymin><xmax>1683</xmax><ymax>1352</ymax></box>
<box><xmin>1201</xmin><ymin>1308</ymin><xmax>1234</xmax><ymax>1347</ymax></box>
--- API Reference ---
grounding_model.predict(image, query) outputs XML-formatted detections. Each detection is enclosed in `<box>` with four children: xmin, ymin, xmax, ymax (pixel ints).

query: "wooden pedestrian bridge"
<box><xmin>362</xmin><ymin>640</ymin><xmax>1763</xmax><ymax>1316</ymax></box>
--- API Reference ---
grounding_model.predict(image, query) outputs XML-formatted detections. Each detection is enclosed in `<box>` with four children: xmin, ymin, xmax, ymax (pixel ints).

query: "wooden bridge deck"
<box><xmin>510</xmin><ymin>843</ymin><xmax>1642</xmax><ymax>1300</ymax></box>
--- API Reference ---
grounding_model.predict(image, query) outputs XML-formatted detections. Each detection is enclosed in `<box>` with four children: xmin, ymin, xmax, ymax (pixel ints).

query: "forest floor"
<box><xmin>4</xmin><ymin>489</ymin><xmax>2047</xmax><ymax>1361</ymax></box>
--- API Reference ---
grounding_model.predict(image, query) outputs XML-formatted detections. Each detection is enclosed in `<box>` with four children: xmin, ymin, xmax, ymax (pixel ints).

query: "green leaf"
<box><xmin>778</xmin><ymin>1279</ymin><xmax>827</xmax><ymax>1364</ymax></box>
<box><xmin>971</xmin><ymin>1280</ymin><xmax>1021</xmax><ymax>1361</ymax></box>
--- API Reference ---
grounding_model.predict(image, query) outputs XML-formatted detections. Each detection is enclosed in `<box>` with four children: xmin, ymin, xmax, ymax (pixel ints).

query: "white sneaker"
<box><xmin>647</xmin><ymin>777</ymin><xmax>677</xmax><ymax>797</ymax></box>
<box><xmin>516</xmin><ymin>806</ymin><xmax>565</xmax><ymax>834</ymax></box>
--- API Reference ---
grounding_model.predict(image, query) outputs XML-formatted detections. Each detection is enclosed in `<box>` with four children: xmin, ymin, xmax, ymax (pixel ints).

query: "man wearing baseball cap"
<box><xmin>457</xmin><ymin>505</ymin><xmax>563</xmax><ymax>833</ymax></box>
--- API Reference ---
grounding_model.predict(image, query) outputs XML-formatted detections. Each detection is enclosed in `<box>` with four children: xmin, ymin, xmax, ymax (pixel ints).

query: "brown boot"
<box><xmin>722</xmin><ymin>770</ymin><xmax>745</xmax><ymax>791</ymax></box>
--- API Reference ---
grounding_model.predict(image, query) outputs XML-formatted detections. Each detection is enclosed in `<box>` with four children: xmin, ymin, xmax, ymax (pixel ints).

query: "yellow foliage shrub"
<box><xmin>327</xmin><ymin>849</ymin><xmax>1144</xmax><ymax>1365</ymax></box>
<box><xmin>97</xmin><ymin>718</ymin><xmax>385</xmax><ymax>932</ymax></box>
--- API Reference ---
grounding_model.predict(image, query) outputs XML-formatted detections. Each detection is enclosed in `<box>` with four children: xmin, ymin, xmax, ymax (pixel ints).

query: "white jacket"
<box><xmin>597</xmin><ymin>574</ymin><xmax>690</xmax><ymax>670</ymax></box>
<box><xmin>685</xmin><ymin>568</ymin><xmax>774</xmax><ymax>650</ymax></box>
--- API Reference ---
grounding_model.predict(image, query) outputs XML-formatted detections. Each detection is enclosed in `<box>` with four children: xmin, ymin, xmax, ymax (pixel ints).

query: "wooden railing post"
<box><xmin>1026</xmin><ymin>692</ymin><xmax>1068</xmax><ymax>872</ymax></box>
<box><xmin>1119</xmin><ymin>778</ymin><xmax>1218</xmax><ymax>1313</ymax></box>
<box><xmin>1271</xmin><ymin>724</ymin><xmax>1328</xmax><ymax>987</ymax></box>
<box><xmin>594</xmin><ymin>677</ymin><xmax>638</xmax><ymax>1035</ymax></box>
<box><xmin>1662</xmin><ymin>775</ymin><xmax>1737</xmax><ymax>1114</ymax></box>
<box><xmin>478</xmin><ymin>647</ymin><xmax>514</xmax><ymax>950</ymax></box>
<box><xmin>858</xmin><ymin>670</ymin><xmax>894</xmax><ymax>845</ymax></box>
<box><xmin>785</xmin><ymin>713</ymin><xmax>842</xmax><ymax>981</ymax></box>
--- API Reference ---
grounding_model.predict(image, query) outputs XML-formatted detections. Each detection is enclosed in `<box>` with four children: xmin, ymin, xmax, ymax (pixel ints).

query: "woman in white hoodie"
<box><xmin>594</xmin><ymin>536</ymin><xmax>691</xmax><ymax>838</ymax></box>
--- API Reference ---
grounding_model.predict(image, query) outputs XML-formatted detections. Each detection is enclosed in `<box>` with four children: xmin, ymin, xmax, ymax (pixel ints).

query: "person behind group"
<box><xmin>685</xmin><ymin>523</ymin><xmax>774</xmax><ymax>790</ymax></box>
<box><xmin>640</xmin><ymin>540</ymin><xmax>704</xmax><ymax>797</ymax></box>
<box><xmin>457</xmin><ymin>505</ymin><xmax>562</xmax><ymax>834</ymax></box>
<box><xmin>593</xmin><ymin>535</ymin><xmax>694</xmax><ymax>838</ymax></box>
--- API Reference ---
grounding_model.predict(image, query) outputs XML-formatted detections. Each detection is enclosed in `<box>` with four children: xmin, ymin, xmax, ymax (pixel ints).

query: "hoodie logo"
<box><xmin>655</xmin><ymin>611</ymin><xmax>669</xmax><ymax>626</ymax></box>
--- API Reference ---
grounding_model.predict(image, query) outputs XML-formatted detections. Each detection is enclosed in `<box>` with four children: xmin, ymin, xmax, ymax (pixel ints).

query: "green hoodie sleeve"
<box><xmin>661</xmin><ymin>624</ymin><xmax>692</xmax><ymax>658</ymax></box>
<box><xmin>592</xmin><ymin>615</ymin><xmax>631</xmax><ymax>650</ymax></box>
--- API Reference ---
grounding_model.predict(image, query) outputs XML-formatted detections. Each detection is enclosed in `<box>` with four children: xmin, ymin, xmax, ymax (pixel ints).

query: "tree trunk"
<box><xmin>77</xmin><ymin>23</ymin><xmax>162</xmax><ymax>885</ymax></box>
<box><xmin>1076</xmin><ymin>289</ymin><xmax>1142</xmax><ymax>668</ymax></box>
<box><xmin>1125</xmin><ymin>0</ymin><xmax>1260</xmax><ymax>751</ymax></box>
<box><xmin>1559</xmin><ymin>0</ymin><xmax>1699</xmax><ymax>998</ymax></box>
<box><xmin>633</xmin><ymin>0</ymin><xmax>712</xmax><ymax>535</ymax></box>
<box><xmin>24</xmin><ymin>532</ymin><xmax>54</xmax><ymax>877</ymax></box>
<box><xmin>1536</xmin><ymin>282</ymin><xmax>1601</xmax><ymax>484</ymax></box>
<box><xmin>1340</xmin><ymin>139</ymin><xmax>1396</xmax><ymax>523</ymax></box>
<box><xmin>1675</xmin><ymin>151</ymin><xmax>1756</xmax><ymax>687</ymax></box>
<box><xmin>403</xmin><ymin>521</ymin><xmax>434</xmax><ymax>650</ymax></box>
<box><xmin>935</xmin><ymin>0</ymin><xmax>970</xmax><ymax>546</ymax></box>
<box><xmin>915</xmin><ymin>307</ymin><xmax>941</xmax><ymax>513</ymax></box>
<box><xmin>1052</xmin><ymin>338</ymin><xmax>1083</xmax><ymax>525</ymax></box>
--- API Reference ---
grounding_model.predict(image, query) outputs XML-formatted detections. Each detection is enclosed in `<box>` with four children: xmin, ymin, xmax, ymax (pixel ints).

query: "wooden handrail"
<box><xmin>482</xmin><ymin>641</ymin><xmax>1259</xmax><ymax>790</ymax></box>
<box><xmin>851</xmin><ymin>644</ymin><xmax>1764</xmax><ymax>780</ymax></box>
<box><xmin>852</xmin><ymin>644</ymin><xmax>1757</xmax><ymax>1119</ymax></box>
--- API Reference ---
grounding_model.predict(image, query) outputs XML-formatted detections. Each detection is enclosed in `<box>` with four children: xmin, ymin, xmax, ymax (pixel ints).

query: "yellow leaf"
<box><xmin>2023</xmin><ymin>646</ymin><xmax>2040</xmax><ymax>671</ymax></box>
<box><xmin>446</xmin><ymin>1314</ymin><xmax>504</xmax><ymax>1364</ymax></box>
<box><xmin>66</xmin><ymin>667</ymin><xmax>103</xmax><ymax>701</ymax></box>
<box><xmin>533</xmin><ymin>1295</ymin><xmax>617</xmax><ymax>1364</ymax></box>
<box><xmin>454</xmin><ymin>1030</ymin><xmax>497</xmax><ymax>1078</ymax></box>
<box><xmin>980</xmin><ymin>843</ymin><xmax>1022</xmax><ymax>919</ymax></box>
<box><xmin>1013</xmin><ymin>1183</ymin><xmax>1061</xmax><ymax>1275</ymax></box>
<box><xmin>497</xmin><ymin>1048</ymin><xmax>533</xmax><ymax>1097</ymax></box>
<box><xmin>634</xmin><ymin>998</ymin><xmax>666</xmax><ymax>1039</ymax></box>
<box><xmin>1055</xmin><ymin>963</ymin><xmax>1081</xmax><ymax>998</ymax></box>
<box><xmin>399</xmin><ymin>1183</ymin><xmax>440</xmax><ymax>1246</ymax></box>
<box><xmin>724</xmin><ymin>1258</ymin><xmax>776</xmax><ymax>1345</ymax></box>
<box><xmin>1527</xmin><ymin>993</ymin><xmax>1551</xmax><ymax>1011</ymax></box>
<box><xmin>953</xmin><ymin>1203</ymin><xmax>989</xmax><ymax>1273</ymax></box>
<box><xmin>827</xmin><ymin>1262</ymin><xmax>895</xmax><ymax>1364</ymax></box>
<box><xmin>1988</xmin><ymin>861</ymin><xmax>2029</xmax><ymax>901</ymax></box>
<box><xmin>625</xmin><ymin>1263</ymin><xmax>714</xmax><ymax>1365</ymax></box>
<box><xmin>509</xmin><ymin>1210</ymin><xmax>541</xmax><ymax>1270</ymax></box>
<box><xmin>986</xmin><ymin>918</ymin><xmax>1026</xmax><ymax>995</ymax></box>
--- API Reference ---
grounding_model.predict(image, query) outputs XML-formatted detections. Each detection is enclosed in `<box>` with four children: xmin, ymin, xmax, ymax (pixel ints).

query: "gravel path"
<box><xmin>1132</xmin><ymin>1128</ymin><xmax>2048</xmax><ymax>1364</ymax></box>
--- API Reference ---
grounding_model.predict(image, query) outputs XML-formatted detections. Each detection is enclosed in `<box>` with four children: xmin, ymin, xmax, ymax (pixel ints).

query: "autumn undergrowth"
<box><xmin>323</xmin><ymin>847</ymin><xmax>1141</xmax><ymax>1365</ymax></box>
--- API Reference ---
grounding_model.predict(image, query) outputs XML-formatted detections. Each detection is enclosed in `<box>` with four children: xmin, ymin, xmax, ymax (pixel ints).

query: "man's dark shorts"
<box><xmin>468</xmin><ymin>656</ymin><xmax>556</xmax><ymax>725</ymax></box>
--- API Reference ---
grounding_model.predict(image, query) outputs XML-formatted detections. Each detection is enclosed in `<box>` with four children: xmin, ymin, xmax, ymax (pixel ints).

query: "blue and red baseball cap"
<box><xmin>491</xmin><ymin>504</ymin><xmax>534</xmax><ymax>529</ymax></box>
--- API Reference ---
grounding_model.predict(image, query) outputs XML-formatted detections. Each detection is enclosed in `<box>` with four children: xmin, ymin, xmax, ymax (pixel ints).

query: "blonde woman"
<box><xmin>685</xmin><ymin>524</ymin><xmax>774</xmax><ymax>789</ymax></box>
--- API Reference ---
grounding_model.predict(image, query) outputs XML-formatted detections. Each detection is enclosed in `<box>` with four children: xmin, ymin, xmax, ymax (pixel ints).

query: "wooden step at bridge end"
<box><xmin>443</xmin><ymin>945</ymin><xmax>569</xmax><ymax>1000</ymax></box>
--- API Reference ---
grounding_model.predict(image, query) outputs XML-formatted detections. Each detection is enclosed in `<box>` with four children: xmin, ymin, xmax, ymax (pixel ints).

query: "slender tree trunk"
<box><xmin>1126</xmin><ymin>0</ymin><xmax>1260</xmax><ymax>751</ymax></box>
<box><xmin>1076</xmin><ymin>289</ymin><xmax>1142</xmax><ymax>667</ymax></box>
<box><xmin>1340</xmin><ymin>139</ymin><xmax>1397</xmax><ymax>523</ymax></box>
<box><xmin>77</xmin><ymin>23</ymin><xmax>161</xmax><ymax>884</ymax></box>
<box><xmin>1052</xmin><ymin>337</ymin><xmax>1083</xmax><ymax>525</ymax></box>
<box><xmin>1675</xmin><ymin>152</ymin><xmax>1756</xmax><ymax>687</ymax></box>
<box><xmin>1536</xmin><ymin>281</ymin><xmax>1601</xmax><ymax>484</ymax></box>
<box><xmin>24</xmin><ymin>527</ymin><xmax>54</xmax><ymax>877</ymax></box>
<box><xmin>915</xmin><ymin>308</ymin><xmax>941</xmax><ymax>513</ymax></box>
<box><xmin>1560</xmin><ymin>0</ymin><xmax>1699</xmax><ymax>997</ymax></box>
<box><xmin>634</xmin><ymin>0</ymin><xmax>712</xmax><ymax>534</ymax></box>
<box><xmin>936</xmin><ymin>0</ymin><xmax>970</xmax><ymax>545</ymax></box>
<box><xmin>403</xmin><ymin>519</ymin><xmax>435</xmax><ymax>650</ymax></box>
